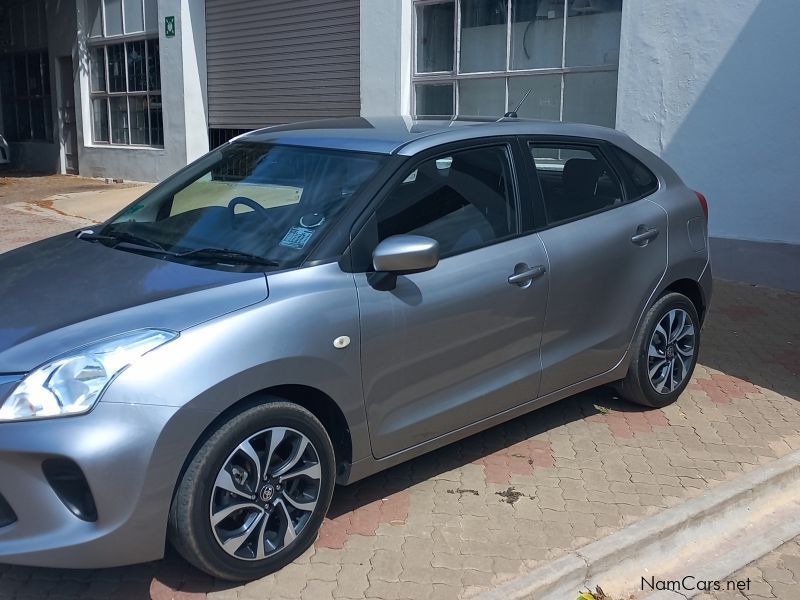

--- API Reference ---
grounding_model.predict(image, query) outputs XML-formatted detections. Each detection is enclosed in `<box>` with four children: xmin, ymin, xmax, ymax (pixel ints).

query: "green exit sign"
<box><xmin>165</xmin><ymin>16</ymin><xmax>176</xmax><ymax>38</ymax></box>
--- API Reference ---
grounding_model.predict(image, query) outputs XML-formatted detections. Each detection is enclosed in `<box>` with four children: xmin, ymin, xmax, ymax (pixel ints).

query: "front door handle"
<box><xmin>631</xmin><ymin>226</ymin><xmax>659</xmax><ymax>245</ymax></box>
<box><xmin>508</xmin><ymin>264</ymin><xmax>547</xmax><ymax>287</ymax></box>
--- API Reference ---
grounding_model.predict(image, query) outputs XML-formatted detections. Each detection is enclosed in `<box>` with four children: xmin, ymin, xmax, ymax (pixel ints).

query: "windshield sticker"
<box><xmin>279</xmin><ymin>226</ymin><xmax>315</xmax><ymax>250</ymax></box>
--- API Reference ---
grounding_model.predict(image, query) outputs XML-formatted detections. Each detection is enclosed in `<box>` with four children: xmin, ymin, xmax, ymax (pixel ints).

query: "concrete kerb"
<box><xmin>479</xmin><ymin>448</ymin><xmax>800</xmax><ymax>600</ymax></box>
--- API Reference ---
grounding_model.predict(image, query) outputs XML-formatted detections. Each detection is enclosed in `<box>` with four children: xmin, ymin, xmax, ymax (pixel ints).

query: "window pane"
<box><xmin>565</xmin><ymin>0</ymin><xmax>622</xmax><ymax>67</ymax></box>
<box><xmin>458</xmin><ymin>77</ymin><xmax>505</xmax><ymax>117</ymax></box>
<box><xmin>11</xmin><ymin>5</ymin><xmax>24</xmax><ymax>49</ymax></box>
<box><xmin>378</xmin><ymin>146</ymin><xmax>516</xmax><ymax>256</ymax></box>
<box><xmin>24</xmin><ymin>1</ymin><xmax>43</xmax><ymax>48</ymax></box>
<box><xmin>104</xmin><ymin>0</ymin><xmax>123</xmax><ymax>35</ymax></box>
<box><xmin>107</xmin><ymin>43</ymin><xmax>126</xmax><ymax>92</ymax></box>
<box><xmin>127</xmin><ymin>40</ymin><xmax>146</xmax><ymax>91</ymax></box>
<box><xmin>460</xmin><ymin>0</ymin><xmax>507</xmax><ymax>73</ymax></box>
<box><xmin>510</xmin><ymin>0</ymin><xmax>564</xmax><ymax>69</ymax></box>
<box><xmin>16</xmin><ymin>100</ymin><xmax>31</xmax><ymax>139</ymax></box>
<box><xmin>148</xmin><ymin>94</ymin><xmax>163</xmax><ymax>145</ymax></box>
<box><xmin>147</xmin><ymin>38</ymin><xmax>161</xmax><ymax>91</ymax></box>
<box><xmin>607</xmin><ymin>145</ymin><xmax>659</xmax><ymax>200</ymax></box>
<box><xmin>562</xmin><ymin>71</ymin><xmax>617</xmax><ymax>127</ymax></box>
<box><xmin>43</xmin><ymin>94</ymin><xmax>53</xmax><ymax>141</ymax></box>
<box><xmin>92</xmin><ymin>97</ymin><xmax>109</xmax><ymax>141</ymax></box>
<box><xmin>531</xmin><ymin>144</ymin><xmax>622</xmax><ymax>223</ymax></box>
<box><xmin>41</xmin><ymin>52</ymin><xmax>49</xmax><ymax>95</ymax></box>
<box><xmin>144</xmin><ymin>0</ymin><xmax>158</xmax><ymax>31</ymax></box>
<box><xmin>508</xmin><ymin>74</ymin><xmax>561</xmax><ymax>120</ymax></box>
<box><xmin>87</xmin><ymin>0</ymin><xmax>103</xmax><ymax>37</ymax></box>
<box><xmin>129</xmin><ymin>95</ymin><xmax>148</xmax><ymax>144</ymax></box>
<box><xmin>415</xmin><ymin>83</ymin><xmax>453</xmax><ymax>117</ymax></box>
<box><xmin>110</xmin><ymin>96</ymin><xmax>129</xmax><ymax>143</ymax></box>
<box><xmin>124</xmin><ymin>0</ymin><xmax>145</xmax><ymax>33</ymax></box>
<box><xmin>416</xmin><ymin>2</ymin><xmax>454</xmax><ymax>73</ymax></box>
<box><xmin>14</xmin><ymin>55</ymin><xmax>27</xmax><ymax>96</ymax></box>
<box><xmin>90</xmin><ymin>47</ymin><xmax>106</xmax><ymax>92</ymax></box>
<box><xmin>30</xmin><ymin>98</ymin><xmax>46</xmax><ymax>139</ymax></box>
<box><xmin>0</xmin><ymin>11</ymin><xmax>10</xmax><ymax>52</ymax></box>
<box><xmin>0</xmin><ymin>60</ymin><xmax>18</xmax><ymax>140</ymax></box>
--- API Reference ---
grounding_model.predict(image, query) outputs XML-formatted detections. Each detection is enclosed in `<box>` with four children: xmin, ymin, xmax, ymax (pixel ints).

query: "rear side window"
<box><xmin>607</xmin><ymin>145</ymin><xmax>659</xmax><ymax>200</ymax></box>
<box><xmin>376</xmin><ymin>145</ymin><xmax>517</xmax><ymax>257</ymax></box>
<box><xmin>529</xmin><ymin>144</ymin><xmax>623</xmax><ymax>224</ymax></box>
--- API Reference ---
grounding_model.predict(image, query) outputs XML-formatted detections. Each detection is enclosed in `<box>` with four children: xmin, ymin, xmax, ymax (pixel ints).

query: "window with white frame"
<box><xmin>86</xmin><ymin>0</ymin><xmax>163</xmax><ymax>146</ymax></box>
<box><xmin>413</xmin><ymin>0</ymin><xmax>622</xmax><ymax>127</ymax></box>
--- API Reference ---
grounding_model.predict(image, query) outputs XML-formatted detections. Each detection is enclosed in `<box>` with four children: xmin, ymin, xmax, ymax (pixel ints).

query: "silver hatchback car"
<box><xmin>0</xmin><ymin>117</ymin><xmax>711</xmax><ymax>580</ymax></box>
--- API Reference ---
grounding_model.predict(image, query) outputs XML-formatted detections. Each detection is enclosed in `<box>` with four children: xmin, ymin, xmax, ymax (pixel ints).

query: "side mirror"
<box><xmin>372</xmin><ymin>235</ymin><xmax>440</xmax><ymax>274</ymax></box>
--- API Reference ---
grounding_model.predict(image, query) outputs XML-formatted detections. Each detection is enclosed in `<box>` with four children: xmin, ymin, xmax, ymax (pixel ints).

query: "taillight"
<box><xmin>695</xmin><ymin>191</ymin><xmax>708</xmax><ymax>220</ymax></box>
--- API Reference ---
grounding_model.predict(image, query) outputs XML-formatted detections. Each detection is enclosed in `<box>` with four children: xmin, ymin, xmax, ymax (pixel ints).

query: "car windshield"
<box><xmin>94</xmin><ymin>142</ymin><xmax>386</xmax><ymax>271</ymax></box>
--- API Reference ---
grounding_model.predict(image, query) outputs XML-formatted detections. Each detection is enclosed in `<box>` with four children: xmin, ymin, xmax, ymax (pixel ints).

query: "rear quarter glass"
<box><xmin>607</xmin><ymin>144</ymin><xmax>659</xmax><ymax>200</ymax></box>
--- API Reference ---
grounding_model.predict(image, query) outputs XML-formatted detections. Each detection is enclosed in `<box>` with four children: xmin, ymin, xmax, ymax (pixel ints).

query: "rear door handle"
<box><xmin>631</xmin><ymin>226</ymin><xmax>659</xmax><ymax>245</ymax></box>
<box><xmin>508</xmin><ymin>264</ymin><xmax>547</xmax><ymax>286</ymax></box>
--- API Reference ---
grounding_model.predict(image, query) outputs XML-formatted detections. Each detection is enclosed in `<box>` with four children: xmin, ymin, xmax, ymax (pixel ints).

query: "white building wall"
<box><xmin>74</xmin><ymin>0</ymin><xmax>208</xmax><ymax>182</ymax></box>
<box><xmin>616</xmin><ymin>0</ymin><xmax>800</xmax><ymax>248</ymax></box>
<box><xmin>360</xmin><ymin>0</ymin><xmax>412</xmax><ymax>117</ymax></box>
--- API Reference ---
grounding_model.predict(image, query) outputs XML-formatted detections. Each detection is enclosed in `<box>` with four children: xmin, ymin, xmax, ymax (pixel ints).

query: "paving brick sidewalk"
<box><xmin>1</xmin><ymin>193</ymin><xmax>799</xmax><ymax>599</ymax></box>
<box><xmin>695</xmin><ymin>535</ymin><xmax>800</xmax><ymax>599</ymax></box>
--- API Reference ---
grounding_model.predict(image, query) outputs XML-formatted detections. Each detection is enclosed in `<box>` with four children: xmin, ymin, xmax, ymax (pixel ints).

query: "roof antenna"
<box><xmin>502</xmin><ymin>88</ymin><xmax>532</xmax><ymax>119</ymax></box>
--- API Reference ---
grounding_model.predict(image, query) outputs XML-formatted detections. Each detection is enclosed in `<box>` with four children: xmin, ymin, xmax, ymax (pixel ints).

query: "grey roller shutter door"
<box><xmin>206</xmin><ymin>0</ymin><xmax>360</xmax><ymax>129</ymax></box>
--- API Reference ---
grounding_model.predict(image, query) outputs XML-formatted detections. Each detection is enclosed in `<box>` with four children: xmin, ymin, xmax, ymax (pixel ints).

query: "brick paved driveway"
<box><xmin>0</xmin><ymin>196</ymin><xmax>799</xmax><ymax>599</ymax></box>
<box><xmin>695</xmin><ymin>535</ymin><xmax>800</xmax><ymax>599</ymax></box>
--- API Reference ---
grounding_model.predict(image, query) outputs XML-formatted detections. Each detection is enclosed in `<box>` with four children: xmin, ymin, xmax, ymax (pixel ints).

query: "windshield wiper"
<box><xmin>78</xmin><ymin>230</ymin><xmax>278</xmax><ymax>267</ymax></box>
<box><xmin>176</xmin><ymin>247</ymin><xmax>280</xmax><ymax>267</ymax></box>
<box><xmin>77</xmin><ymin>230</ymin><xmax>167</xmax><ymax>251</ymax></box>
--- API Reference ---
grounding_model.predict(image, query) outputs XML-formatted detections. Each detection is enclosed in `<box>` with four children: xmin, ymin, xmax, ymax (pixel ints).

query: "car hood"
<box><xmin>0</xmin><ymin>233</ymin><xmax>268</xmax><ymax>372</ymax></box>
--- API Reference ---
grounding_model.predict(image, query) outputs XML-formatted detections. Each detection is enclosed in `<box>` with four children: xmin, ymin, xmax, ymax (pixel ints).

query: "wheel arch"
<box><xmin>661</xmin><ymin>278</ymin><xmax>707</xmax><ymax>324</ymax></box>
<box><xmin>168</xmin><ymin>385</ymin><xmax>353</xmax><ymax>523</ymax></box>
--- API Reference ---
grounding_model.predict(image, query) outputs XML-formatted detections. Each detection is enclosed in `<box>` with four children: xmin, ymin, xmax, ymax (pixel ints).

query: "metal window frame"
<box><xmin>91</xmin><ymin>0</ymin><xmax>153</xmax><ymax>39</ymax></box>
<box><xmin>411</xmin><ymin>0</ymin><xmax>621</xmax><ymax>120</ymax></box>
<box><xmin>87</xmin><ymin>0</ymin><xmax>161</xmax><ymax>148</ymax></box>
<box><xmin>87</xmin><ymin>34</ymin><xmax>162</xmax><ymax>148</ymax></box>
<box><xmin>10</xmin><ymin>50</ymin><xmax>53</xmax><ymax>142</ymax></box>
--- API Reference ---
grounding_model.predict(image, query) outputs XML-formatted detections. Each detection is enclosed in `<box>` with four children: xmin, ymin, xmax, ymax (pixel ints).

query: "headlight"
<box><xmin>0</xmin><ymin>329</ymin><xmax>176</xmax><ymax>422</ymax></box>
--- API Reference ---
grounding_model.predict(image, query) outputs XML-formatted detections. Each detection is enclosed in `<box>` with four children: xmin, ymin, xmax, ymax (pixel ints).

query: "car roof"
<box><xmin>235</xmin><ymin>116</ymin><xmax>632</xmax><ymax>156</ymax></box>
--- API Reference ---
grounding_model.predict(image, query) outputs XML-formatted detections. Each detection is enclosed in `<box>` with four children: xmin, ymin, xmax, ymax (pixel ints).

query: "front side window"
<box><xmin>413</xmin><ymin>0</ymin><xmax>622</xmax><ymax>127</ymax></box>
<box><xmin>530</xmin><ymin>143</ymin><xmax>622</xmax><ymax>224</ymax></box>
<box><xmin>98</xmin><ymin>142</ymin><xmax>386</xmax><ymax>271</ymax></box>
<box><xmin>377</xmin><ymin>145</ymin><xmax>517</xmax><ymax>257</ymax></box>
<box><xmin>87</xmin><ymin>0</ymin><xmax>162</xmax><ymax>146</ymax></box>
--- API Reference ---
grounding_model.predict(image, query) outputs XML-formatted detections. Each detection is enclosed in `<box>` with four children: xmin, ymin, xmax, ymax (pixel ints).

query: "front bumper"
<box><xmin>0</xmin><ymin>401</ymin><xmax>181</xmax><ymax>568</ymax></box>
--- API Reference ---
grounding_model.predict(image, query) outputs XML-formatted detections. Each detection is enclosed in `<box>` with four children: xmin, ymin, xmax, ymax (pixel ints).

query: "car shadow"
<box><xmin>325</xmin><ymin>386</ymin><xmax>644</xmax><ymax>517</ymax></box>
<box><xmin>695</xmin><ymin>279</ymin><xmax>800</xmax><ymax>402</ymax></box>
<box><xmin>0</xmin><ymin>386</ymin><xmax>652</xmax><ymax>598</ymax></box>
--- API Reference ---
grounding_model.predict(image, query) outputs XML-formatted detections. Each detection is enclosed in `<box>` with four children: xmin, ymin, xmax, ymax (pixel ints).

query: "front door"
<box><xmin>58</xmin><ymin>57</ymin><xmax>78</xmax><ymax>174</ymax></box>
<box><xmin>524</xmin><ymin>139</ymin><xmax>668</xmax><ymax>396</ymax></box>
<box><xmin>354</xmin><ymin>143</ymin><xmax>549</xmax><ymax>459</ymax></box>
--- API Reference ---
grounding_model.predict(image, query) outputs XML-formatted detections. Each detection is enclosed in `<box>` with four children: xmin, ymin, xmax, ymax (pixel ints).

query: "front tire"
<box><xmin>616</xmin><ymin>292</ymin><xmax>700</xmax><ymax>408</ymax></box>
<box><xmin>169</xmin><ymin>400</ymin><xmax>335</xmax><ymax>581</ymax></box>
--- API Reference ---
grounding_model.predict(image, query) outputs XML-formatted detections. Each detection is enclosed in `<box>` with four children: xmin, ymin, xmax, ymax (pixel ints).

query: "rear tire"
<box><xmin>168</xmin><ymin>400</ymin><xmax>335</xmax><ymax>581</ymax></box>
<box><xmin>616</xmin><ymin>292</ymin><xmax>700</xmax><ymax>408</ymax></box>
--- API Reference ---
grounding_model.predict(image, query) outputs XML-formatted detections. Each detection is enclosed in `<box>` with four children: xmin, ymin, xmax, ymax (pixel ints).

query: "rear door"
<box><xmin>352</xmin><ymin>140</ymin><xmax>549</xmax><ymax>459</ymax></box>
<box><xmin>522</xmin><ymin>137</ymin><xmax>668</xmax><ymax>396</ymax></box>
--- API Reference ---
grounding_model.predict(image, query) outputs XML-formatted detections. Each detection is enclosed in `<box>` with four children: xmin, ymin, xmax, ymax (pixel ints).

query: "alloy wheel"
<box><xmin>647</xmin><ymin>308</ymin><xmax>696</xmax><ymax>395</ymax></box>
<box><xmin>209</xmin><ymin>427</ymin><xmax>322</xmax><ymax>560</ymax></box>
